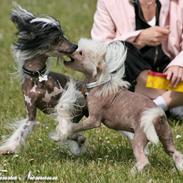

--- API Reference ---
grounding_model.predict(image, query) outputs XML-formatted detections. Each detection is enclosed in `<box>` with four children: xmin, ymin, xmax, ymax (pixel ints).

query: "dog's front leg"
<box><xmin>71</xmin><ymin>116</ymin><xmax>101</xmax><ymax>134</ymax></box>
<box><xmin>0</xmin><ymin>101</ymin><xmax>38</xmax><ymax>155</ymax></box>
<box><xmin>51</xmin><ymin>116</ymin><xmax>100</xmax><ymax>141</ymax></box>
<box><xmin>19</xmin><ymin>101</ymin><xmax>38</xmax><ymax>146</ymax></box>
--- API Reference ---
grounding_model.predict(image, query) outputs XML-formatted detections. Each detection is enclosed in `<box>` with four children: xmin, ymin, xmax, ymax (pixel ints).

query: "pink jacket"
<box><xmin>91</xmin><ymin>0</ymin><xmax>183</xmax><ymax>68</ymax></box>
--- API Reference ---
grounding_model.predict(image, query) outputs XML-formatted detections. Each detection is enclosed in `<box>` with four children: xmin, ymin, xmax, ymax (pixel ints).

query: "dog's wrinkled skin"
<box><xmin>63</xmin><ymin>39</ymin><xmax>183</xmax><ymax>173</ymax></box>
<box><xmin>0</xmin><ymin>6</ymin><xmax>87</xmax><ymax>155</ymax></box>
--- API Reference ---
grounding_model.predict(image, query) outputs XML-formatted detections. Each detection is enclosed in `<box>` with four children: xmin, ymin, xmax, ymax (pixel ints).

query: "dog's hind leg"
<box><xmin>130</xmin><ymin>130</ymin><xmax>150</xmax><ymax>174</ymax></box>
<box><xmin>0</xmin><ymin>119</ymin><xmax>37</xmax><ymax>154</ymax></box>
<box><xmin>119</xmin><ymin>131</ymin><xmax>150</xmax><ymax>155</ymax></box>
<box><xmin>155</xmin><ymin>117</ymin><xmax>183</xmax><ymax>171</ymax></box>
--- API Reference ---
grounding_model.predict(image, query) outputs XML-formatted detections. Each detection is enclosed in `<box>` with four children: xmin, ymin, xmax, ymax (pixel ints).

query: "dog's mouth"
<box><xmin>58</xmin><ymin>50</ymin><xmax>74</xmax><ymax>55</ymax></box>
<box><xmin>56</xmin><ymin>50</ymin><xmax>73</xmax><ymax>56</ymax></box>
<box><xmin>63</xmin><ymin>56</ymin><xmax>75</xmax><ymax>65</ymax></box>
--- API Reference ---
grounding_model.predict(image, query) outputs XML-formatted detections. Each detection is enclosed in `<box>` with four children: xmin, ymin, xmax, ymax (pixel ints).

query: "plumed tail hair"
<box><xmin>140</xmin><ymin>107</ymin><xmax>166</xmax><ymax>144</ymax></box>
<box><xmin>55</xmin><ymin>80</ymin><xmax>84</xmax><ymax>119</ymax></box>
<box><xmin>50</xmin><ymin>80</ymin><xmax>84</xmax><ymax>142</ymax></box>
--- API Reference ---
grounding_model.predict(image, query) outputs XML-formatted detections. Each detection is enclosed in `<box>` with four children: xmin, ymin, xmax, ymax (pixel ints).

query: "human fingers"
<box><xmin>149</xmin><ymin>40</ymin><xmax>161</xmax><ymax>46</ymax></box>
<box><xmin>154</xmin><ymin>34</ymin><xmax>168</xmax><ymax>44</ymax></box>
<box><xmin>165</xmin><ymin>66</ymin><xmax>183</xmax><ymax>87</ymax></box>
<box><xmin>173</xmin><ymin>67</ymin><xmax>183</xmax><ymax>87</ymax></box>
<box><xmin>156</xmin><ymin>27</ymin><xmax>170</xmax><ymax>35</ymax></box>
<box><xmin>181</xmin><ymin>70</ymin><xmax>183</xmax><ymax>81</ymax></box>
<box><xmin>165</xmin><ymin>69</ymin><xmax>173</xmax><ymax>81</ymax></box>
<box><xmin>149</xmin><ymin>27</ymin><xmax>169</xmax><ymax>43</ymax></box>
<box><xmin>172</xmin><ymin>74</ymin><xmax>181</xmax><ymax>88</ymax></box>
<box><xmin>169</xmin><ymin>71</ymin><xmax>177</xmax><ymax>87</ymax></box>
<box><xmin>164</xmin><ymin>25</ymin><xmax>170</xmax><ymax>29</ymax></box>
<box><xmin>136</xmin><ymin>27</ymin><xmax>168</xmax><ymax>46</ymax></box>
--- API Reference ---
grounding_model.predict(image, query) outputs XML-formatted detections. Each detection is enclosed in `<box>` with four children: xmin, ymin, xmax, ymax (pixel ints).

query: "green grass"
<box><xmin>0</xmin><ymin>0</ymin><xmax>183</xmax><ymax>182</ymax></box>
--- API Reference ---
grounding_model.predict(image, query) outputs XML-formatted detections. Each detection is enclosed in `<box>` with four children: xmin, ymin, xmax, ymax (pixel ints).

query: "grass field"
<box><xmin>0</xmin><ymin>0</ymin><xmax>183</xmax><ymax>182</ymax></box>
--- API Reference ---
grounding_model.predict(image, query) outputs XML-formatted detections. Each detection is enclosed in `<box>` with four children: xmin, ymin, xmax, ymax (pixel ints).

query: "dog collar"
<box><xmin>22</xmin><ymin>65</ymin><xmax>47</xmax><ymax>78</ymax></box>
<box><xmin>86</xmin><ymin>75</ymin><xmax>112</xmax><ymax>89</ymax></box>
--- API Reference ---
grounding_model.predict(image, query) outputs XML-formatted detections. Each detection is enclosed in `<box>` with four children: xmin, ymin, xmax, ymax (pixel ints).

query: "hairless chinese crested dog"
<box><xmin>0</xmin><ymin>6</ymin><xmax>87</xmax><ymax>155</ymax></box>
<box><xmin>57</xmin><ymin>39</ymin><xmax>183</xmax><ymax>173</ymax></box>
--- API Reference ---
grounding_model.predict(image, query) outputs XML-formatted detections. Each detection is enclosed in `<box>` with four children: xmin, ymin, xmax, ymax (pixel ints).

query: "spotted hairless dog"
<box><xmin>0</xmin><ymin>6</ymin><xmax>86</xmax><ymax>155</ymax></box>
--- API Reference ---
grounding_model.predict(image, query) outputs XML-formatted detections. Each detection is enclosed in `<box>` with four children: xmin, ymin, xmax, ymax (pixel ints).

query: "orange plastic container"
<box><xmin>146</xmin><ymin>71</ymin><xmax>183</xmax><ymax>92</ymax></box>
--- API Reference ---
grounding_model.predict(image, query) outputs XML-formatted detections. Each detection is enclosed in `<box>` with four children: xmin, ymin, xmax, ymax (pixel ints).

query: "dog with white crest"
<box><xmin>56</xmin><ymin>38</ymin><xmax>183</xmax><ymax>172</ymax></box>
<box><xmin>0</xmin><ymin>5</ymin><xmax>87</xmax><ymax>155</ymax></box>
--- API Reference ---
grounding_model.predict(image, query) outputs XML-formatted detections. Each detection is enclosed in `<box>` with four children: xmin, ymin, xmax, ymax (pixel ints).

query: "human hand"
<box><xmin>135</xmin><ymin>26</ymin><xmax>170</xmax><ymax>47</ymax></box>
<box><xmin>164</xmin><ymin>66</ymin><xmax>183</xmax><ymax>88</ymax></box>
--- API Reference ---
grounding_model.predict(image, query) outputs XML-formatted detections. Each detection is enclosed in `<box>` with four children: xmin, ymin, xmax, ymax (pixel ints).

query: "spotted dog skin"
<box><xmin>22</xmin><ymin>70</ymin><xmax>86</xmax><ymax>122</ymax></box>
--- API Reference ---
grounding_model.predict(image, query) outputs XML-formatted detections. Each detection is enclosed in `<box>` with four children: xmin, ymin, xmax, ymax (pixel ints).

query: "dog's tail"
<box><xmin>55</xmin><ymin>79</ymin><xmax>83</xmax><ymax>119</ymax></box>
<box><xmin>50</xmin><ymin>80</ymin><xmax>83</xmax><ymax>141</ymax></box>
<box><xmin>140</xmin><ymin>107</ymin><xmax>166</xmax><ymax>144</ymax></box>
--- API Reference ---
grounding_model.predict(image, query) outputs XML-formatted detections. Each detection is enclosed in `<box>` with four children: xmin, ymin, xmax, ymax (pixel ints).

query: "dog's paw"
<box><xmin>65</xmin><ymin>140</ymin><xmax>86</xmax><ymax>156</ymax></box>
<box><xmin>69</xmin><ymin>133</ymin><xmax>86</xmax><ymax>146</ymax></box>
<box><xmin>0</xmin><ymin>145</ymin><xmax>18</xmax><ymax>155</ymax></box>
<box><xmin>77</xmin><ymin>135</ymin><xmax>86</xmax><ymax>147</ymax></box>
<box><xmin>130</xmin><ymin>161</ymin><xmax>150</xmax><ymax>175</ymax></box>
<box><xmin>130</xmin><ymin>165</ymin><xmax>139</xmax><ymax>176</ymax></box>
<box><xmin>49</xmin><ymin>129</ymin><xmax>72</xmax><ymax>142</ymax></box>
<box><xmin>173</xmin><ymin>152</ymin><xmax>183</xmax><ymax>171</ymax></box>
<box><xmin>49</xmin><ymin>132</ymin><xmax>60</xmax><ymax>142</ymax></box>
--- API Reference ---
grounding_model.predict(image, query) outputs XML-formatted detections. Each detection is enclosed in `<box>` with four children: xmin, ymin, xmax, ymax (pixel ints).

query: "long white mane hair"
<box><xmin>97</xmin><ymin>41</ymin><xmax>130</xmax><ymax>96</ymax></box>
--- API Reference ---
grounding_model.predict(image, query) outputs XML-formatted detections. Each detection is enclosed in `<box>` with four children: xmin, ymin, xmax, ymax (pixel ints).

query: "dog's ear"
<box><xmin>11</xmin><ymin>5</ymin><xmax>35</xmax><ymax>31</ymax></box>
<box><xmin>97</xmin><ymin>60</ymin><xmax>106</xmax><ymax>72</ymax></box>
<box><xmin>92</xmin><ymin>67</ymin><xmax>98</xmax><ymax>78</ymax></box>
<box><xmin>97</xmin><ymin>54</ymin><xmax>106</xmax><ymax>73</ymax></box>
<box><xmin>92</xmin><ymin>60</ymin><xmax>106</xmax><ymax>79</ymax></box>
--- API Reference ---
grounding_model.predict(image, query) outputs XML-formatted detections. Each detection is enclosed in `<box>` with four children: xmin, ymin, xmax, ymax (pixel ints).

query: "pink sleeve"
<box><xmin>114</xmin><ymin>30</ymin><xmax>142</xmax><ymax>44</ymax></box>
<box><xmin>91</xmin><ymin>0</ymin><xmax>142</xmax><ymax>45</ymax></box>
<box><xmin>166</xmin><ymin>33</ymin><xmax>183</xmax><ymax>68</ymax></box>
<box><xmin>166</xmin><ymin>52</ymin><xmax>183</xmax><ymax>68</ymax></box>
<box><xmin>91</xmin><ymin>0</ymin><xmax>116</xmax><ymax>43</ymax></box>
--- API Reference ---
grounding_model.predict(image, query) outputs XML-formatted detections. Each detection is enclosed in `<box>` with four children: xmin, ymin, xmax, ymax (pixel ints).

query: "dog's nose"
<box><xmin>72</xmin><ymin>44</ymin><xmax>78</xmax><ymax>51</ymax></box>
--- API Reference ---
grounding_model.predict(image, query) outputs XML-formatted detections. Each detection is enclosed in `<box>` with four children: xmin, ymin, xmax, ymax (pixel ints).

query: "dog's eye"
<box><xmin>54</xmin><ymin>36</ymin><xmax>61</xmax><ymax>43</ymax></box>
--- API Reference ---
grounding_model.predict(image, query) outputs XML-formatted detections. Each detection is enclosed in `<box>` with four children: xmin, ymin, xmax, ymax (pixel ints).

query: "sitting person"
<box><xmin>91</xmin><ymin>0</ymin><xmax>183</xmax><ymax>117</ymax></box>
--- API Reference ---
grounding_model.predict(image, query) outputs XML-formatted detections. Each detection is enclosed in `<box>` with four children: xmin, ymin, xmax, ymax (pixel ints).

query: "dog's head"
<box><xmin>64</xmin><ymin>38</ymin><xmax>107</xmax><ymax>78</ymax></box>
<box><xmin>11</xmin><ymin>5</ymin><xmax>77</xmax><ymax>59</ymax></box>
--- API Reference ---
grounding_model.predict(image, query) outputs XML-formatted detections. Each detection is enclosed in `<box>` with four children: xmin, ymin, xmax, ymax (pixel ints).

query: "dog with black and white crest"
<box><xmin>0</xmin><ymin>5</ymin><xmax>87</xmax><ymax>155</ymax></box>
